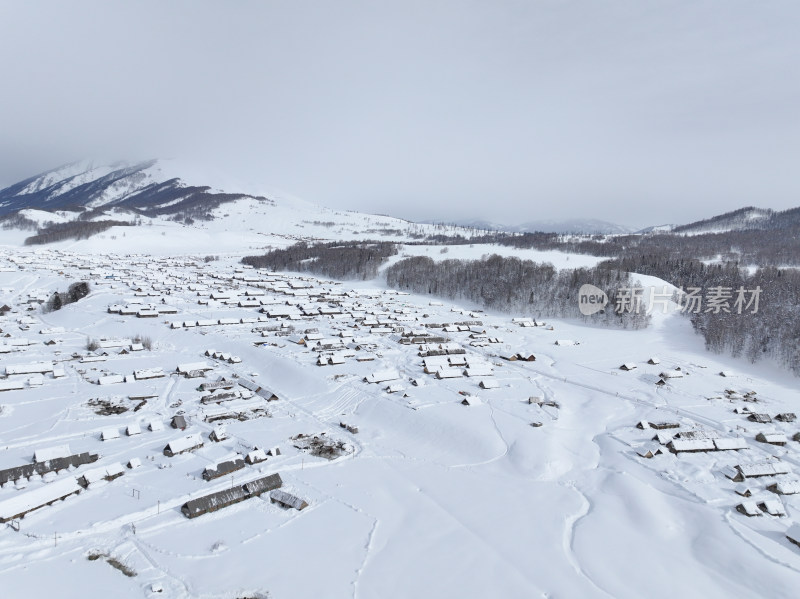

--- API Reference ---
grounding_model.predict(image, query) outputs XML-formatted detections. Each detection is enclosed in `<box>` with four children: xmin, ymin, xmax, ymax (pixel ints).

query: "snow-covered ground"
<box><xmin>0</xmin><ymin>247</ymin><xmax>798</xmax><ymax>599</ymax></box>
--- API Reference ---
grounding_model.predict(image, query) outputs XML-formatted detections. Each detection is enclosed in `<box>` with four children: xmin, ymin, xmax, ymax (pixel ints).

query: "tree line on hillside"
<box><xmin>385</xmin><ymin>255</ymin><xmax>650</xmax><ymax>329</ymax></box>
<box><xmin>241</xmin><ymin>242</ymin><xmax>398</xmax><ymax>280</ymax></box>
<box><xmin>499</xmin><ymin>227</ymin><xmax>800</xmax><ymax>267</ymax></box>
<box><xmin>24</xmin><ymin>220</ymin><xmax>133</xmax><ymax>245</ymax></box>
<box><xmin>0</xmin><ymin>212</ymin><xmax>40</xmax><ymax>231</ymax></box>
<box><xmin>599</xmin><ymin>254</ymin><xmax>800</xmax><ymax>374</ymax></box>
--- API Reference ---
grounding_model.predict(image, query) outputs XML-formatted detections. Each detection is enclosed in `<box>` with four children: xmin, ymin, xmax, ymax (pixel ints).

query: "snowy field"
<box><xmin>0</xmin><ymin>247</ymin><xmax>799</xmax><ymax>598</ymax></box>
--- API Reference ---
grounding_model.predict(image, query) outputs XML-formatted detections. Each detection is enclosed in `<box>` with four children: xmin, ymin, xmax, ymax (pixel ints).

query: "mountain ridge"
<box><xmin>2</xmin><ymin>160</ymin><xmax>799</xmax><ymax>244</ymax></box>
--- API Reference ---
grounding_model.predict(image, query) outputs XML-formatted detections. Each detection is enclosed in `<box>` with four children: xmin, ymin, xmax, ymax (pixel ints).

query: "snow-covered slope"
<box><xmin>0</xmin><ymin>160</ymin><xmax>477</xmax><ymax>251</ymax></box>
<box><xmin>673</xmin><ymin>207</ymin><xmax>775</xmax><ymax>235</ymax></box>
<box><xmin>1</xmin><ymin>249</ymin><xmax>800</xmax><ymax>598</ymax></box>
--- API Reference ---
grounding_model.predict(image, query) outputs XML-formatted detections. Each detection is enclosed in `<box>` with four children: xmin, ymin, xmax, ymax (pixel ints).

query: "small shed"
<box><xmin>436</xmin><ymin>367</ymin><xmax>462</xmax><ymax>379</ymax></box>
<box><xmin>164</xmin><ymin>433</ymin><xmax>204</xmax><ymax>457</ymax></box>
<box><xmin>756</xmin><ymin>432</ymin><xmax>788</xmax><ymax>446</ymax></box>
<box><xmin>659</xmin><ymin>369</ymin><xmax>684</xmax><ymax>379</ymax></box>
<box><xmin>269</xmin><ymin>489</ymin><xmax>309</xmax><ymax>510</ymax></box>
<box><xmin>245</xmin><ymin>449</ymin><xmax>268</xmax><ymax>465</ymax></box>
<box><xmin>101</xmin><ymin>428</ymin><xmax>120</xmax><ymax>441</ymax></box>
<box><xmin>171</xmin><ymin>415</ymin><xmax>187</xmax><ymax>430</ymax></box>
<box><xmin>78</xmin><ymin>463</ymin><xmax>125</xmax><ymax>488</ymax></box>
<box><xmin>209</xmin><ymin>426</ymin><xmax>228</xmax><ymax>443</ymax></box>
<box><xmin>736</xmin><ymin>502</ymin><xmax>761</xmax><ymax>517</ymax></box>
<box><xmin>758</xmin><ymin>500</ymin><xmax>786</xmax><ymax>517</ymax></box>
<box><xmin>767</xmin><ymin>481</ymin><xmax>800</xmax><ymax>495</ymax></box>
<box><xmin>669</xmin><ymin>439</ymin><xmax>714</xmax><ymax>453</ymax></box>
<box><xmin>650</xmin><ymin>422</ymin><xmax>680</xmax><ymax>430</ymax></box>
<box><xmin>748</xmin><ymin>413</ymin><xmax>772</xmax><ymax>424</ymax></box>
<box><xmin>636</xmin><ymin>445</ymin><xmax>664</xmax><ymax>459</ymax></box>
<box><xmin>727</xmin><ymin>461</ymin><xmax>791</xmax><ymax>482</ymax></box>
<box><xmin>202</xmin><ymin>456</ymin><xmax>245</xmax><ymax>481</ymax></box>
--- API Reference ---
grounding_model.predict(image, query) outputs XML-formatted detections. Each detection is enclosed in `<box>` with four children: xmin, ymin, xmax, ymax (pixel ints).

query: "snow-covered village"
<box><xmin>3</xmin><ymin>2</ymin><xmax>800</xmax><ymax>598</ymax></box>
<box><xmin>0</xmin><ymin>229</ymin><xmax>798</xmax><ymax>597</ymax></box>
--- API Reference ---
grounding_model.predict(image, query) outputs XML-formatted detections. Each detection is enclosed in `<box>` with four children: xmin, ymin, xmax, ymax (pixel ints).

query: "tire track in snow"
<box><xmin>560</xmin><ymin>479</ymin><xmax>616</xmax><ymax>599</ymax></box>
<box><xmin>352</xmin><ymin>518</ymin><xmax>379</xmax><ymax>599</ymax></box>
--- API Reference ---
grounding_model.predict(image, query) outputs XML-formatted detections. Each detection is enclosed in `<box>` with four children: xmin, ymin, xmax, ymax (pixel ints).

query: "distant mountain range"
<box><xmin>1</xmin><ymin>160</ymin><xmax>798</xmax><ymax>242</ymax></box>
<box><xmin>430</xmin><ymin>207</ymin><xmax>800</xmax><ymax>236</ymax></box>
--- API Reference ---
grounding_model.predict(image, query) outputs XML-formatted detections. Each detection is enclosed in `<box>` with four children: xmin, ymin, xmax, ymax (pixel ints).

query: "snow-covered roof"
<box><xmin>737</xmin><ymin>461</ymin><xmax>791</xmax><ymax>478</ymax></box>
<box><xmin>34</xmin><ymin>445</ymin><xmax>71</xmax><ymax>463</ymax></box>
<box><xmin>166</xmin><ymin>433</ymin><xmax>203</xmax><ymax>454</ymax></box>
<box><xmin>669</xmin><ymin>439</ymin><xmax>714</xmax><ymax>452</ymax></box>
<box><xmin>713</xmin><ymin>438</ymin><xmax>748</xmax><ymax>451</ymax></box>
<box><xmin>269</xmin><ymin>488</ymin><xmax>308</xmax><ymax>510</ymax></box>
<box><xmin>0</xmin><ymin>477</ymin><xmax>81</xmax><ymax>522</ymax></box>
<box><xmin>365</xmin><ymin>369</ymin><xmax>400</xmax><ymax>384</ymax></box>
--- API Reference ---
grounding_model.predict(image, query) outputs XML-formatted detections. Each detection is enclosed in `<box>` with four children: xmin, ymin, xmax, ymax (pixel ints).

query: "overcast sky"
<box><xmin>1</xmin><ymin>1</ymin><xmax>799</xmax><ymax>228</ymax></box>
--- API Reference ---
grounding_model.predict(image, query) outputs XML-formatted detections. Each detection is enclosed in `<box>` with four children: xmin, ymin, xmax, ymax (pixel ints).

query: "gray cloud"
<box><xmin>1</xmin><ymin>0</ymin><xmax>799</xmax><ymax>228</ymax></box>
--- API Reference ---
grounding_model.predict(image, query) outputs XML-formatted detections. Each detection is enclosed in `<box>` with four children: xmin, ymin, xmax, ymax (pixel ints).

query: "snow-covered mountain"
<box><xmin>0</xmin><ymin>160</ymin><xmax>476</xmax><ymax>252</ymax></box>
<box><xmin>0</xmin><ymin>159</ymin><xmax>270</xmax><ymax>218</ymax></box>
<box><xmin>514</xmin><ymin>218</ymin><xmax>635</xmax><ymax>235</ymax></box>
<box><xmin>635</xmin><ymin>224</ymin><xmax>676</xmax><ymax>234</ymax></box>
<box><xmin>672</xmin><ymin>207</ymin><xmax>775</xmax><ymax>235</ymax></box>
<box><xmin>3</xmin><ymin>161</ymin><xmax>798</xmax><ymax>250</ymax></box>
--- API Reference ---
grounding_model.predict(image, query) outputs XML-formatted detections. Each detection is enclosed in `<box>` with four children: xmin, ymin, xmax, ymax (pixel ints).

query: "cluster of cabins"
<box><xmin>1</xmin><ymin>360</ymin><xmax>66</xmax><ymax>391</ymax></box>
<box><xmin>0</xmin><ymin>477</ymin><xmax>84</xmax><ymax>523</ymax></box>
<box><xmin>0</xmin><ymin>446</ymin><xmax>129</xmax><ymax>522</ymax></box>
<box><xmin>422</xmin><ymin>354</ymin><xmax>495</xmax><ymax>381</ymax></box>
<box><xmin>182</xmin><ymin>472</ymin><xmax>286</xmax><ymax>518</ymax></box>
<box><xmin>636</xmin><ymin>422</ymin><xmax>752</xmax><ymax>455</ymax></box>
<box><xmin>616</xmin><ymin>358</ymin><xmax>700</xmax><ymax>387</ymax></box>
<box><xmin>171</xmin><ymin>316</ymin><xmax>272</xmax><ymax>329</ymax></box>
<box><xmin>0</xmin><ymin>336</ymin><xmax>43</xmax><ymax>355</ymax></box>
<box><xmin>512</xmin><ymin>317</ymin><xmax>550</xmax><ymax>329</ymax></box>
<box><xmin>730</xmin><ymin>461</ymin><xmax>798</xmax><ymax>518</ymax></box>
<box><xmin>634</xmin><ymin>418</ymin><xmax>800</xmax><ymax>529</ymax></box>
<box><xmin>0</xmin><ymin>446</ymin><xmax>99</xmax><ymax>487</ymax></box>
<box><xmin>100</xmin><ymin>417</ymin><xmax>169</xmax><ymax>442</ymax></box>
<box><xmin>108</xmin><ymin>303</ymin><xmax>178</xmax><ymax>318</ymax></box>
<box><xmin>92</xmin><ymin>360</ymin><xmax>216</xmax><ymax>386</ymax></box>
<box><xmin>204</xmin><ymin>349</ymin><xmax>242</xmax><ymax>364</ymax></box>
